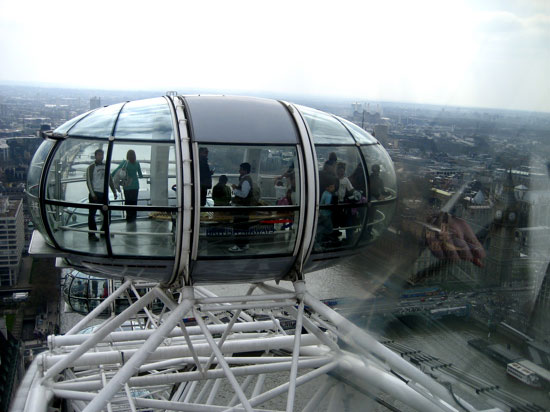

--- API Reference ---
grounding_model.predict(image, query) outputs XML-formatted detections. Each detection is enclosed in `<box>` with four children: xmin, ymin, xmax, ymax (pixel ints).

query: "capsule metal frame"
<box><xmin>27</xmin><ymin>95</ymin><xmax>397</xmax><ymax>285</ymax></box>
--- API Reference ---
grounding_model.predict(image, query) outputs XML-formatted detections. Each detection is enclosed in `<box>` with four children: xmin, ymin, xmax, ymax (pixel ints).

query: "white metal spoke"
<box><xmin>123</xmin><ymin>384</ymin><xmax>137</xmax><ymax>412</ymax></box>
<box><xmin>203</xmin><ymin>284</ymin><xmax>256</xmax><ymax>371</ymax></box>
<box><xmin>229</xmin><ymin>374</ymin><xmax>255</xmax><ymax>407</ymax></box>
<box><xmin>193</xmin><ymin>307</ymin><xmax>254</xmax><ymax>412</ymax></box>
<box><xmin>17</xmin><ymin>280</ymin><xmax>495</xmax><ymax>412</ymax></box>
<box><xmin>44</xmin><ymin>287</ymin><xmax>159</xmax><ymax>380</ymax></box>
<box><xmin>82</xmin><ymin>288</ymin><xmax>194</xmax><ymax>412</ymax></box>
<box><xmin>231</xmin><ymin>361</ymin><xmax>340</xmax><ymax>411</ymax></box>
<box><xmin>130</xmin><ymin>283</ymin><xmax>158</xmax><ymax>328</ymax></box>
<box><xmin>286</xmin><ymin>299</ymin><xmax>304</xmax><ymax>412</ymax></box>
<box><xmin>301</xmin><ymin>376</ymin><xmax>333</xmax><ymax>412</ymax></box>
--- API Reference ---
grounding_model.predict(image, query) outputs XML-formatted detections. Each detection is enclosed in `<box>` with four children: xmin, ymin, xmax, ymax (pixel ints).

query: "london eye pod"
<box><xmin>27</xmin><ymin>95</ymin><xmax>397</xmax><ymax>286</ymax></box>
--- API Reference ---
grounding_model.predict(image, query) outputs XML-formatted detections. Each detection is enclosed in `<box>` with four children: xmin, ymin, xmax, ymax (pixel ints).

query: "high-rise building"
<box><xmin>0</xmin><ymin>197</ymin><xmax>24</xmax><ymax>286</ymax></box>
<box><xmin>89</xmin><ymin>96</ymin><xmax>101</xmax><ymax>110</ymax></box>
<box><xmin>373</xmin><ymin>124</ymin><xmax>389</xmax><ymax>144</ymax></box>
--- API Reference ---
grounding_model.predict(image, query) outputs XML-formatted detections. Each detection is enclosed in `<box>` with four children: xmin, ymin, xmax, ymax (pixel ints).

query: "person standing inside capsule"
<box><xmin>229</xmin><ymin>162</ymin><xmax>253</xmax><ymax>252</ymax></box>
<box><xmin>199</xmin><ymin>147</ymin><xmax>214</xmax><ymax>206</ymax></box>
<box><xmin>86</xmin><ymin>149</ymin><xmax>117</xmax><ymax>241</ymax></box>
<box><xmin>111</xmin><ymin>150</ymin><xmax>143</xmax><ymax>223</ymax></box>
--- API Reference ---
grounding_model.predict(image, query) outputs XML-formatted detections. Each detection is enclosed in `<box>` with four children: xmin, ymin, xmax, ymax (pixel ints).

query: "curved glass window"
<box><xmin>27</xmin><ymin>140</ymin><xmax>55</xmax><ymax>243</ymax></box>
<box><xmin>45</xmin><ymin>139</ymin><xmax>106</xmax><ymax>203</ymax></box>
<box><xmin>41</xmin><ymin>138</ymin><xmax>177</xmax><ymax>257</ymax></box>
<box><xmin>337</xmin><ymin>117</ymin><xmax>378</xmax><ymax>145</ymax></box>
<box><xmin>197</xmin><ymin>144</ymin><xmax>300</xmax><ymax>257</ymax></box>
<box><xmin>297</xmin><ymin>105</ymin><xmax>355</xmax><ymax>144</ymax></box>
<box><xmin>109</xmin><ymin>142</ymin><xmax>177</xmax><ymax>257</ymax></box>
<box><xmin>68</xmin><ymin>103</ymin><xmax>125</xmax><ymax>138</ymax></box>
<box><xmin>54</xmin><ymin>110</ymin><xmax>94</xmax><ymax>135</ymax></box>
<box><xmin>62</xmin><ymin>270</ymin><xmax>163</xmax><ymax>316</ymax></box>
<box><xmin>361</xmin><ymin>144</ymin><xmax>397</xmax><ymax>200</ymax></box>
<box><xmin>28</xmin><ymin>140</ymin><xmax>55</xmax><ymax>198</ymax></box>
<box><xmin>43</xmin><ymin>140</ymin><xmax>112</xmax><ymax>253</ymax></box>
<box><xmin>359</xmin><ymin>202</ymin><xmax>396</xmax><ymax>246</ymax></box>
<box><xmin>113</xmin><ymin>98</ymin><xmax>173</xmax><ymax>140</ymax></box>
<box><xmin>314</xmin><ymin>146</ymin><xmax>368</xmax><ymax>252</ymax></box>
<box><xmin>358</xmin><ymin>144</ymin><xmax>398</xmax><ymax>245</ymax></box>
<box><xmin>110</xmin><ymin>142</ymin><xmax>177</xmax><ymax>207</ymax></box>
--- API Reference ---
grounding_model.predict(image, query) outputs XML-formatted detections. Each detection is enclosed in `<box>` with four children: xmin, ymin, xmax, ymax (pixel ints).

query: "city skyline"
<box><xmin>1</xmin><ymin>0</ymin><xmax>549</xmax><ymax>113</ymax></box>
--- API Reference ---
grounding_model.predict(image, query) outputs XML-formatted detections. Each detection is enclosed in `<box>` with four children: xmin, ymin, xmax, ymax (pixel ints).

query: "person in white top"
<box><xmin>336</xmin><ymin>162</ymin><xmax>354</xmax><ymax>203</ymax></box>
<box><xmin>335</xmin><ymin>162</ymin><xmax>355</xmax><ymax>244</ymax></box>
<box><xmin>86</xmin><ymin>149</ymin><xmax>117</xmax><ymax>241</ymax></box>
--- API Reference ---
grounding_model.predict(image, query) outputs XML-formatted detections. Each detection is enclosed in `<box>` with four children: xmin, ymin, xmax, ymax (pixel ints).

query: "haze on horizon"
<box><xmin>1</xmin><ymin>0</ymin><xmax>549</xmax><ymax>113</ymax></box>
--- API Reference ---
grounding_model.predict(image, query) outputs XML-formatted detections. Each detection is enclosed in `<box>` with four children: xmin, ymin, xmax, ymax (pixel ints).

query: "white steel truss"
<box><xmin>13</xmin><ymin>280</ymin><xmax>504</xmax><ymax>412</ymax></box>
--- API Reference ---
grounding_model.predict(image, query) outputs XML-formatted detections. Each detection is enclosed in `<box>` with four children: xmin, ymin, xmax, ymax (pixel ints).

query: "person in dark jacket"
<box><xmin>212</xmin><ymin>175</ymin><xmax>232</xmax><ymax>206</ymax></box>
<box><xmin>229</xmin><ymin>163</ymin><xmax>253</xmax><ymax>252</ymax></box>
<box><xmin>199</xmin><ymin>147</ymin><xmax>214</xmax><ymax>206</ymax></box>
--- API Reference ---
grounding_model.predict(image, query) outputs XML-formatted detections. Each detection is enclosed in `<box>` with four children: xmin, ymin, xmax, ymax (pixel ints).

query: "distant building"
<box><xmin>0</xmin><ymin>323</ymin><xmax>22</xmax><ymax>412</ymax></box>
<box><xmin>0</xmin><ymin>139</ymin><xmax>8</xmax><ymax>162</ymax></box>
<box><xmin>374</xmin><ymin>124</ymin><xmax>389</xmax><ymax>144</ymax></box>
<box><xmin>0</xmin><ymin>197</ymin><xmax>24</xmax><ymax>286</ymax></box>
<box><xmin>89</xmin><ymin>96</ymin><xmax>101</xmax><ymax>110</ymax></box>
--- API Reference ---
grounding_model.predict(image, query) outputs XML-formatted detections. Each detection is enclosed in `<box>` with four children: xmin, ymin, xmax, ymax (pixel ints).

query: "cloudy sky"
<box><xmin>1</xmin><ymin>0</ymin><xmax>549</xmax><ymax>112</ymax></box>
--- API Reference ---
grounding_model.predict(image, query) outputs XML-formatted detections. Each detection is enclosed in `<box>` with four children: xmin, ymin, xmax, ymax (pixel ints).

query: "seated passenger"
<box><xmin>212</xmin><ymin>175</ymin><xmax>231</xmax><ymax>206</ymax></box>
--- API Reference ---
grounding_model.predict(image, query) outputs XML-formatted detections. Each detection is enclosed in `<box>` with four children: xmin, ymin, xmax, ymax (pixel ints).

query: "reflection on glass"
<box><xmin>69</xmin><ymin>103</ymin><xmax>124</xmax><ymax>138</ymax></box>
<box><xmin>27</xmin><ymin>140</ymin><xmax>55</xmax><ymax>197</ymax></box>
<box><xmin>337</xmin><ymin>117</ymin><xmax>378</xmax><ymax>144</ymax></box>
<box><xmin>297</xmin><ymin>105</ymin><xmax>355</xmax><ymax>144</ymax></box>
<box><xmin>27</xmin><ymin>140</ymin><xmax>55</xmax><ymax>243</ymax></box>
<box><xmin>114</xmin><ymin>98</ymin><xmax>173</xmax><ymax>140</ymax></box>
<box><xmin>46</xmin><ymin>139</ymin><xmax>108</xmax><ymax>203</ymax></box>
<box><xmin>362</xmin><ymin>144</ymin><xmax>397</xmax><ymax>198</ymax></box>
<box><xmin>110</xmin><ymin>210</ymin><xmax>176</xmax><ymax>257</ymax></box>
<box><xmin>359</xmin><ymin>202</ymin><xmax>396</xmax><ymax>246</ymax></box>
<box><xmin>314</xmin><ymin>145</ymin><xmax>368</xmax><ymax>251</ymax></box>
<box><xmin>54</xmin><ymin>110</ymin><xmax>93</xmax><ymax>135</ymax></box>
<box><xmin>45</xmin><ymin>204</ymin><xmax>109</xmax><ymax>254</ymax></box>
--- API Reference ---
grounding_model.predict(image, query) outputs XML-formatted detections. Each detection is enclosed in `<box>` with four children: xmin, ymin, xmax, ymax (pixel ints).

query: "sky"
<box><xmin>0</xmin><ymin>0</ymin><xmax>549</xmax><ymax>112</ymax></box>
